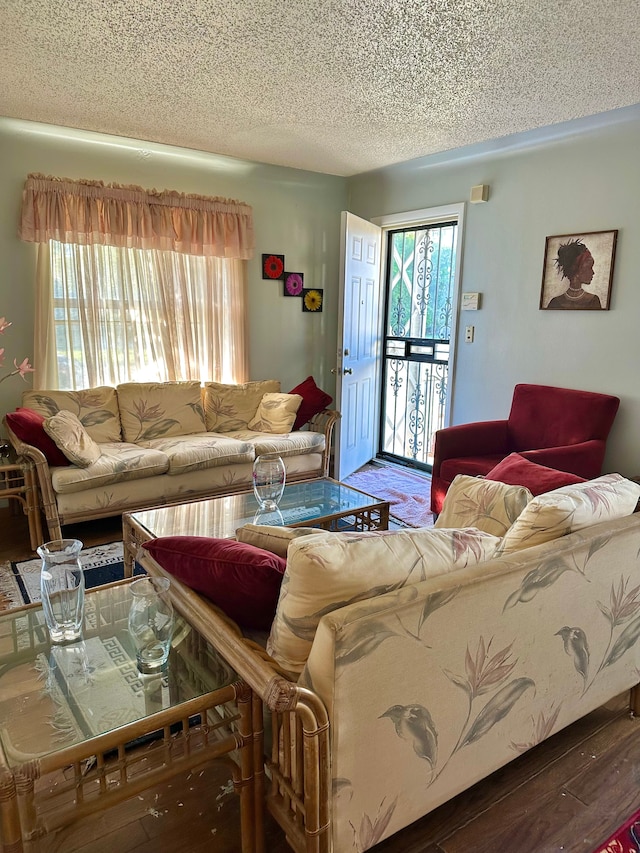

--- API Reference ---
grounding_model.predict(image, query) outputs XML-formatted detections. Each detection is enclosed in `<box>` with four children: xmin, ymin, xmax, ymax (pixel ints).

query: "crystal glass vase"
<box><xmin>252</xmin><ymin>453</ymin><xmax>286</xmax><ymax>510</ymax></box>
<box><xmin>128</xmin><ymin>576</ymin><xmax>175</xmax><ymax>673</ymax></box>
<box><xmin>38</xmin><ymin>538</ymin><xmax>85</xmax><ymax>644</ymax></box>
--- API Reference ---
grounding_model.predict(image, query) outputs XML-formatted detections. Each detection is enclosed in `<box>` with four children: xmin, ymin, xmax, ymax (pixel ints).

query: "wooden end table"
<box><xmin>0</xmin><ymin>580</ymin><xmax>264</xmax><ymax>853</ymax></box>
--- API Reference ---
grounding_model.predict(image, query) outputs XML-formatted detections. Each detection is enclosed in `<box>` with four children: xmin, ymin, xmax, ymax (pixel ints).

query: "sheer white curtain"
<box><xmin>35</xmin><ymin>242</ymin><xmax>248</xmax><ymax>389</ymax></box>
<box><xmin>21</xmin><ymin>174</ymin><xmax>253</xmax><ymax>390</ymax></box>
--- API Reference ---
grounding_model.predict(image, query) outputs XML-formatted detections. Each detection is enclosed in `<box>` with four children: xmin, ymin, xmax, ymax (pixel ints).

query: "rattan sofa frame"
<box><xmin>3</xmin><ymin>408</ymin><xmax>339</xmax><ymax>544</ymax></box>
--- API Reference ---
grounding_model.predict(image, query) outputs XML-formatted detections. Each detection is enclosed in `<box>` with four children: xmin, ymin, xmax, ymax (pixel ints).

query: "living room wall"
<box><xmin>347</xmin><ymin>104</ymin><xmax>640</xmax><ymax>477</ymax></box>
<box><xmin>0</xmin><ymin>118</ymin><xmax>346</xmax><ymax>422</ymax></box>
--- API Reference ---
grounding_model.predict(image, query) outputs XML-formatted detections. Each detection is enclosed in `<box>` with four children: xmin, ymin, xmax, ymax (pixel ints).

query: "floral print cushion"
<box><xmin>51</xmin><ymin>442</ymin><xmax>169</xmax><ymax>493</ymax></box>
<box><xmin>203</xmin><ymin>380</ymin><xmax>280</xmax><ymax>432</ymax></box>
<box><xmin>267</xmin><ymin>527</ymin><xmax>501</xmax><ymax>674</ymax></box>
<box><xmin>434</xmin><ymin>474</ymin><xmax>533</xmax><ymax>537</ymax></box>
<box><xmin>498</xmin><ymin>472</ymin><xmax>640</xmax><ymax>555</ymax></box>
<box><xmin>117</xmin><ymin>381</ymin><xmax>206</xmax><ymax>442</ymax></box>
<box><xmin>225</xmin><ymin>429</ymin><xmax>325</xmax><ymax>458</ymax></box>
<box><xmin>22</xmin><ymin>386</ymin><xmax>121</xmax><ymax>443</ymax></box>
<box><xmin>247</xmin><ymin>392</ymin><xmax>302</xmax><ymax>434</ymax></box>
<box><xmin>43</xmin><ymin>410</ymin><xmax>102</xmax><ymax>467</ymax></box>
<box><xmin>137</xmin><ymin>433</ymin><xmax>254</xmax><ymax>474</ymax></box>
<box><xmin>235</xmin><ymin>523</ymin><xmax>319</xmax><ymax>558</ymax></box>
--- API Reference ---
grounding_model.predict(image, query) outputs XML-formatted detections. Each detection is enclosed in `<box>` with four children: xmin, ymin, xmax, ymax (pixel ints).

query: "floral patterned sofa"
<box><xmin>135</xmin><ymin>472</ymin><xmax>640</xmax><ymax>852</ymax></box>
<box><xmin>4</xmin><ymin>380</ymin><xmax>338</xmax><ymax>541</ymax></box>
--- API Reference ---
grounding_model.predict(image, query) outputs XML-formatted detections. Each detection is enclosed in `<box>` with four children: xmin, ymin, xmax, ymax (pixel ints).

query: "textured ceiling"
<box><xmin>2</xmin><ymin>0</ymin><xmax>640</xmax><ymax>177</ymax></box>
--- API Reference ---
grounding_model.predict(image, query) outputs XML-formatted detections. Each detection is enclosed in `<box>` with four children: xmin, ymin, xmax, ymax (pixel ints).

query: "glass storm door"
<box><xmin>379</xmin><ymin>221</ymin><xmax>457</xmax><ymax>471</ymax></box>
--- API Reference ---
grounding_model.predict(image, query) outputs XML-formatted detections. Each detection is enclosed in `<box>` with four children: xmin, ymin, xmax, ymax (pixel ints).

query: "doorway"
<box><xmin>377</xmin><ymin>214</ymin><xmax>462</xmax><ymax>472</ymax></box>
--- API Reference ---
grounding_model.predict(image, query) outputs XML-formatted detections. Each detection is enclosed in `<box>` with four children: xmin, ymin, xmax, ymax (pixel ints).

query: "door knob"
<box><xmin>343</xmin><ymin>368</ymin><xmax>353</xmax><ymax>375</ymax></box>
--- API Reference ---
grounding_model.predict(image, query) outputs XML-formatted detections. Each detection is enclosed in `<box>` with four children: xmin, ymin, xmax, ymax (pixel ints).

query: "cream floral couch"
<box><xmin>4</xmin><ymin>380</ymin><xmax>338</xmax><ymax>542</ymax></box>
<box><xmin>135</xmin><ymin>473</ymin><xmax>640</xmax><ymax>852</ymax></box>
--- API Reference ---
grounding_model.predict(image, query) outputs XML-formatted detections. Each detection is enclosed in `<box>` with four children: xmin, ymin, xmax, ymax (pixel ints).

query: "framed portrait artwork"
<box><xmin>539</xmin><ymin>230</ymin><xmax>618</xmax><ymax>311</ymax></box>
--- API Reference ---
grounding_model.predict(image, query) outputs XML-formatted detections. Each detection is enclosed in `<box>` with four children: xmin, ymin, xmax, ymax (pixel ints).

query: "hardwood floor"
<box><xmin>1</xmin><ymin>507</ymin><xmax>639</xmax><ymax>852</ymax></box>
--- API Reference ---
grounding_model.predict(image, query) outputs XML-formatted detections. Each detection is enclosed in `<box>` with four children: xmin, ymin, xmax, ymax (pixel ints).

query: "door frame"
<box><xmin>372</xmin><ymin>202</ymin><xmax>466</xmax><ymax>434</ymax></box>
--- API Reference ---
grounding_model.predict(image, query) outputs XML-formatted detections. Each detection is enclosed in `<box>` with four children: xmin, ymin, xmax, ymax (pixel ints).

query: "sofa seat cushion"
<box><xmin>434</xmin><ymin>474</ymin><xmax>533</xmax><ymax>537</ymax></box>
<box><xmin>117</xmin><ymin>381</ymin><xmax>206</xmax><ymax>442</ymax></box>
<box><xmin>142</xmin><ymin>536</ymin><xmax>287</xmax><ymax>630</ymax></box>
<box><xmin>267</xmin><ymin>526</ymin><xmax>501</xmax><ymax>674</ymax></box>
<box><xmin>22</xmin><ymin>386</ymin><xmax>122</xmax><ymax>443</ymax></box>
<box><xmin>51</xmin><ymin>442</ymin><xmax>169</xmax><ymax>494</ymax></box>
<box><xmin>498</xmin><ymin>473</ymin><xmax>640</xmax><ymax>555</ymax></box>
<box><xmin>227</xmin><ymin>429</ymin><xmax>325</xmax><ymax>458</ymax></box>
<box><xmin>485</xmin><ymin>452</ymin><xmax>587</xmax><ymax>495</ymax></box>
<box><xmin>440</xmin><ymin>454</ymin><xmax>505</xmax><ymax>481</ymax></box>
<box><xmin>138</xmin><ymin>433</ymin><xmax>254</xmax><ymax>475</ymax></box>
<box><xmin>203</xmin><ymin>380</ymin><xmax>280</xmax><ymax>432</ymax></box>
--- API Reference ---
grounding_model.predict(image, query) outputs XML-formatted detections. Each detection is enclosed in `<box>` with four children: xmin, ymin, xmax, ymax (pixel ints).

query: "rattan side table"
<box><xmin>0</xmin><ymin>458</ymin><xmax>42</xmax><ymax>550</ymax></box>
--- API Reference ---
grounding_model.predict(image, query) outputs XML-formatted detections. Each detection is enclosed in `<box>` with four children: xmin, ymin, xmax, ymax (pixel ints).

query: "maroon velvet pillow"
<box><xmin>485</xmin><ymin>452</ymin><xmax>586</xmax><ymax>496</ymax></box>
<box><xmin>289</xmin><ymin>376</ymin><xmax>333</xmax><ymax>430</ymax></box>
<box><xmin>142</xmin><ymin>536</ymin><xmax>287</xmax><ymax>630</ymax></box>
<box><xmin>5</xmin><ymin>407</ymin><xmax>70</xmax><ymax>466</ymax></box>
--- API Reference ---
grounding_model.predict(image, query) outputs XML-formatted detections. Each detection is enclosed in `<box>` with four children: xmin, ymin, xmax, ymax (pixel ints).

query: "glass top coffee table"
<box><xmin>123</xmin><ymin>477</ymin><xmax>390</xmax><ymax>575</ymax></box>
<box><xmin>0</xmin><ymin>580</ymin><xmax>262</xmax><ymax>852</ymax></box>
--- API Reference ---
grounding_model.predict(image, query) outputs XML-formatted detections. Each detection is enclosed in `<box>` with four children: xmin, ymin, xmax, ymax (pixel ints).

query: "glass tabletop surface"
<box><xmin>129</xmin><ymin>477</ymin><xmax>387</xmax><ymax>540</ymax></box>
<box><xmin>0</xmin><ymin>581</ymin><xmax>235</xmax><ymax>765</ymax></box>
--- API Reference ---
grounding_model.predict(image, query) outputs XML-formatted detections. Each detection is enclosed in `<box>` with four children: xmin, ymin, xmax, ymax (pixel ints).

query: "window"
<box><xmin>49</xmin><ymin>241</ymin><xmax>247</xmax><ymax>389</ymax></box>
<box><xmin>20</xmin><ymin>174</ymin><xmax>254</xmax><ymax>390</ymax></box>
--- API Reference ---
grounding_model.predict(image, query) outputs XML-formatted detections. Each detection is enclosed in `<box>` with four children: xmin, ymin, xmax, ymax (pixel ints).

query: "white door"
<box><xmin>335</xmin><ymin>212</ymin><xmax>383</xmax><ymax>480</ymax></box>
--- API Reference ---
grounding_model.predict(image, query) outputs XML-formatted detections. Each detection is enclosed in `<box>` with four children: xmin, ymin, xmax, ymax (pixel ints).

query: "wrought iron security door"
<box><xmin>379</xmin><ymin>221</ymin><xmax>457</xmax><ymax>470</ymax></box>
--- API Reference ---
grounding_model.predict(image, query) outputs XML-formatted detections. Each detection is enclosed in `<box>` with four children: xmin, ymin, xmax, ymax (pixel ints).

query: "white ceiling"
<box><xmin>3</xmin><ymin>0</ymin><xmax>640</xmax><ymax>177</ymax></box>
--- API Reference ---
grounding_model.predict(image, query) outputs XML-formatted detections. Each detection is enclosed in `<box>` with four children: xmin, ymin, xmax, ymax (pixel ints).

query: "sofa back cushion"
<box><xmin>117</xmin><ymin>381</ymin><xmax>205</xmax><ymax>442</ymax></box>
<box><xmin>267</xmin><ymin>526</ymin><xmax>501</xmax><ymax>674</ymax></box>
<box><xmin>507</xmin><ymin>383</ymin><xmax>620</xmax><ymax>451</ymax></box>
<box><xmin>434</xmin><ymin>474</ymin><xmax>532</xmax><ymax>537</ymax></box>
<box><xmin>235</xmin><ymin>523</ymin><xmax>319</xmax><ymax>558</ymax></box>
<box><xmin>203</xmin><ymin>380</ymin><xmax>280</xmax><ymax>432</ymax></box>
<box><xmin>498</xmin><ymin>473</ymin><xmax>640</xmax><ymax>555</ymax></box>
<box><xmin>22</xmin><ymin>386</ymin><xmax>121</xmax><ymax>443</ymax></box>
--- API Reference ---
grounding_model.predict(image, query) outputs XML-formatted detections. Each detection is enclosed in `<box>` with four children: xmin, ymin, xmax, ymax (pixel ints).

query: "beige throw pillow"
<box><xmin>434</xmin><ymin>474</ymin><xmax>533</xmax><ymax>537</ymax></box>
<box><xmin>267</xmin><ymin>526</ymin><xmax>501</xmax><ymax>674</ymax></box>
<box><xmin>247</xmin><ymin>393</ymin><xmax>302</xmax><ymax>434</ymax></box>
<box><xmin>203</xmin><ymin>380</ymin><xmax>280</xmax><ymax>432</ymax></box>
<box><xmin>498</xmin><ymin>473</ymin><xmax>640</xmax><ymax>555</ymax></box>
<box><xmin>235</xmin><ymin>524</ymin><xmax>319</xmax><ymax>558</ymax></box>
<box><xmin>43</xmin><ymin>410</ymin><xmax>102</xmax><ymax>467</ymax></box>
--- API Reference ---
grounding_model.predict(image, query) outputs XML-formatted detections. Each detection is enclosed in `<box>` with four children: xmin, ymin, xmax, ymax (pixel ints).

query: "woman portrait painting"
<box><xmin>540</xmin><ymin>230</ymin><xmax>617</xmax><ymax>311</ymax></box>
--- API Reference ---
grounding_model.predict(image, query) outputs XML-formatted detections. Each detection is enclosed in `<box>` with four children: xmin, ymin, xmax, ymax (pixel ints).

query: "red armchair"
<box><xmin>430</xmin><ymin>383</ymin><xmax>620</xmax><ymax>514</ymax></box>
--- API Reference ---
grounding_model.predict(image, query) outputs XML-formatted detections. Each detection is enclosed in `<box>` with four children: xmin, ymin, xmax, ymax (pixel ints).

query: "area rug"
<box><xmin>593</xmin><ymin>808</ymin><xmax>640</xmax><ymax>852</ymax></box>
<box><xmin>0</xmin><ymin>541</ymin><xmax>140</xmax><ymax>612</ymax></box>
<box><xmin>343</xmin><ymin>462</ymin><xmax>434</xmax><ymax>528</ymax></box>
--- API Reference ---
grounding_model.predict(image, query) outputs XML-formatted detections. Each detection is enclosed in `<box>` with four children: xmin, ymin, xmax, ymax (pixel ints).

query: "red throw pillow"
<box><xmin>485</xmin><ymin>452</ymin><xmax>586</xmax><ymax>496</ymax></box>
<box><xmin>142</xmin><ymin>536</ymin><xmax>287</xmax><ymax>630</ymax></box>
<box><xmin>5</xmin><ymin>407</ymin><xmax>70</xmax><ymax>466</ymax></box>
<box><xmin>289</xmin><ymin>376</ymin><xmax>333</xmax><ymax>430</ymax></box>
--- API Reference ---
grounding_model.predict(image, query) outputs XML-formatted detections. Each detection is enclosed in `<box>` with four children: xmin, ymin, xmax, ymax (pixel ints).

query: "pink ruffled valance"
<box><xmin>19</xmin><ymin>174</ymin><xmax>254</xmax><ymax>259</ymax></box>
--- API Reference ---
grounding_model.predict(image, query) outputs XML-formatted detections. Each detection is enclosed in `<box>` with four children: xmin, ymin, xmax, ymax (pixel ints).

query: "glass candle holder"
<box><xmin>128</xmin><ymin>576</ymin><xmax>175</xmax><ymax>673</ymax></box>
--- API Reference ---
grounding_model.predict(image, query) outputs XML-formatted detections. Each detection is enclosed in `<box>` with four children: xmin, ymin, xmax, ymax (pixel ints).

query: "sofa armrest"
<box><xmin>307</xmin><ymin>408</ymin><xmax>341</xmax><ymax>477</ymax></box>
<box><xmin>135</xmin><ymin>547</ymin><xmax>331</xmax><ymax>849</ymax></box>
<box><xmin>3</xmin><ymin>417</ymin><xmax>63</xmax><ymax>541</ymax></box>
<box><xmin>519</xmin><ymin>439</ymin><xmax>606</xmax><ymax>479</ymax></box>
<box><xmin>432</xmin><ymin>419</ymin><xmax>509</xmax><ymax>477</ymax></box>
